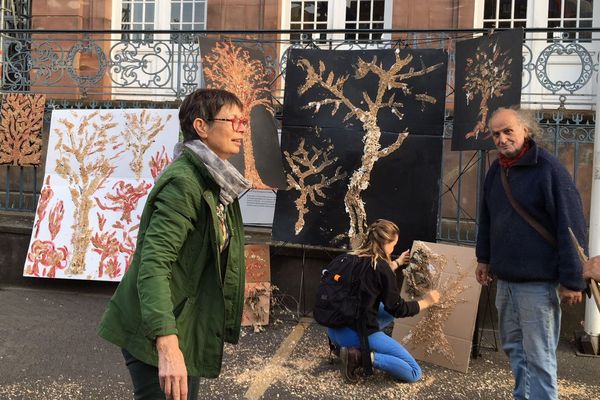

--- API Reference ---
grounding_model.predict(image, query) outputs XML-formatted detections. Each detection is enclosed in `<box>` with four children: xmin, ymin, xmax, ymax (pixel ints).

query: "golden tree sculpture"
<box><xmin>54</xmin><ymin>111</ymin><xmax>124</xmax><ymax>275</ymax></box>
<box><xmin>284</xmin><ymin>137</ymin><xmax>346</xmax><ymax>235</ymax></box>
<box><xmin>203</xmin><ymin>41</ymin><xmax>273</xmax><ymax>188</ymax></box>
<box><xmin>463</xmin><ymin>39</ymin><xmax>512</xmax><ymax>139</ymax></box>
<box><xmin>401</xmin><ymin>241</ymin><xmax>470</xmax><ymax>363</ymax></box>
<box><xmin>123</xmin><ymin>111</ymin><xmax>172</xmax><ymax>180</ymax></box>
<box><xmin>297</xmin><ymin>52</ymin><xmax>443</xmax><ymax>247</ymax></box>
<box><xmin>0</xmin><ymin>93</ymin><xmax>46</xmax><ymax>165</ymax></box>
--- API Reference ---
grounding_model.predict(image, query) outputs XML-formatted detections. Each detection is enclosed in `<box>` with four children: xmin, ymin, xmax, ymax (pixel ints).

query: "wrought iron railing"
<box><xmin>0</xmin><ymin>28</ymin><xmax>597</xmax><ymax>245</ymax></box>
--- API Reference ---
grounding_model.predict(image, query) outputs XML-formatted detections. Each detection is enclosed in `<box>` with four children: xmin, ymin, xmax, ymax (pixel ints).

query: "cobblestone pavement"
<box><xmin>1</xmin><ymin>286</ymin><xmax>598</xmax><ymax>400</ymax></box>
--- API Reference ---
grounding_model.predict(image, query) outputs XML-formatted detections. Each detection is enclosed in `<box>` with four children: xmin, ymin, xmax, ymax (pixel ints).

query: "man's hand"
<box><xmin>475</xmin><ymin>263</ymin><xmax>493</xmax><ymax>286</ymax></box>
<box><xmin>156</xmin><ymin>334</ymin><xmax>188</xmax><ymax>400</ymax></box>
<box><xmin>559</xmin><ymin>286</ymin><xmax>583</xmax><ymax>306</ymax></box>
<box><xmin>583</xmin><ymin>255</ymin><xmax>600</xmax><ymax>282</ymax></box>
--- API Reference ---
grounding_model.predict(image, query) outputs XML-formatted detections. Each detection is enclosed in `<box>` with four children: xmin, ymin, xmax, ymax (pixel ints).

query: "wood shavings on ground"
<box><xmin>201</xmin><ymin>321</ymin><xmax>600</xmax><ymax>400</ymax></box>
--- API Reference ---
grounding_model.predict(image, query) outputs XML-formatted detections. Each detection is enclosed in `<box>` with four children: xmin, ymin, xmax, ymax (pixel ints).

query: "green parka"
<box><xmin>97</xmin><ymin>147</ymin><xmax>245</xmax><ymax>378</ymax></box>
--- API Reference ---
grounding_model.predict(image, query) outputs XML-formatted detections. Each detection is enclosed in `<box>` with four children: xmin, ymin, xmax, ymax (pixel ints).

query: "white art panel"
<box><xmin>24</xmin><ymin>109</ymin><xmax>179</xmax><ymax>281</ymax></box>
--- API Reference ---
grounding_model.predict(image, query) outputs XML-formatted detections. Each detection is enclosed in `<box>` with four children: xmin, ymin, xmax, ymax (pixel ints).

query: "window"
<box><xmin>119</xmin><ymin>0</ymin><xmax>207</xmax><ymax>41</ymax></box>
<box><xmin>344</xmin><ymin>0</ymin><xmax>386</xmax><ymax>42</ymax></box>
<box><xmin>121</xmin><ymin>0</ymin><xmax>156</xmax><ymax>41</ymax></box>
<box><xmin>289</xmin><ymin>1</ymin><xmax>329</xmax><ymax>43</ymax></box>
<box><xmin>547</xmin><ymin>0</ymin><xmax>593</xmax><ymax>41</ymax></box>
<box><xmin>284</xmin><ymin>0</ymin><xmax>391</xmax><ymax>45</ymax></box>
<box><xmin>482</xmin><ymin>0</ymin><xmax>528</xmax><ymax>29</ymax></box>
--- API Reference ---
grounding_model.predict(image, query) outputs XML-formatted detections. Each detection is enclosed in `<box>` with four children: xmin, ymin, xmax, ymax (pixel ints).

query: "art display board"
<box><xmin>392</xmin><ymin>241</ymin><xmax>481</xmax><ymax>373</ymax></box>
<box><xmin>24</xmin><ymin>109</ymin><xmax>179</xmax><ymax>281</ymax></box>
<box><xmin>0</xmin><ymin>93</ymin><xmax>46</xmax><ymax>165</ymax></box>
<box><xmin>451</xmin><ymin>28</ymin><xmax>523</xmax><ymax>151</ymax></box>
<box><xmin>274</xmin><ymin>48</ymin><xmax>447</xmax><ymax>250</ymax></box>
<box><xmin>273</xmin><ymin>128</ymin><xmax>443</xmax><ymax>251</ymax></box>
<box><xmin>199</xmin><ymin>38</ymin><xmax>286</xmax><ymax>189</ymax></box>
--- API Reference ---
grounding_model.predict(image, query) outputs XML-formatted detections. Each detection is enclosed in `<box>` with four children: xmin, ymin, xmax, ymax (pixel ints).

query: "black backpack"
<box><xmin>313</xmin><ymin>254</ymin><xmax>367</xmax><ymax>328</ymax></box>
<box><xmin>313</xmin><ymin>254</ymin><xmax>373</xmax><ymax>375</ymax></box>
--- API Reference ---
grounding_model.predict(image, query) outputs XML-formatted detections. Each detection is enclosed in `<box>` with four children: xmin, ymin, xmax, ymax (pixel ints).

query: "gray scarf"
<box><xmin>173</xmin><ymin>140</ymin><xmax>251</xmax><ymax>206</ymax></box>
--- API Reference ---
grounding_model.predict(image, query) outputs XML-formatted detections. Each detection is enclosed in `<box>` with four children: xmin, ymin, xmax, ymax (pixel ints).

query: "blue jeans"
<box><xmin>495</xmin><ymin>280</ymin><xmax>561</xmax><ymax>400</ymax></box>
<box><xmin>327</xmin><ymin>304</ymin><xmax>422</xmax><ymax>382</ymax></box>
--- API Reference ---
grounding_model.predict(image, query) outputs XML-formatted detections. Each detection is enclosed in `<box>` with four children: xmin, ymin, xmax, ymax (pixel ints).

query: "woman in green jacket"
<box><xmin>98</xmin><ymin>89</ymin><xmax>251</xmax><ymax>400</ymax></box>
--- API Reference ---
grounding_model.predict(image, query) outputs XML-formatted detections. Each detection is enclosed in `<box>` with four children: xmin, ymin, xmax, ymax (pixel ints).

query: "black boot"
<box><xmin>340</xmin><ymin>347</ymin><xmax>361</xmax><ymax>383</ymax></box>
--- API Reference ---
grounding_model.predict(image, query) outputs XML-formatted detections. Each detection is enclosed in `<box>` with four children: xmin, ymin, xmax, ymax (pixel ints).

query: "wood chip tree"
<box><xmin>54</xmin><ymin>111</ymin><xmax>124</xmax><ymax>275</ymax></box>
<box><xmin>203</xmin><ymin>41</ymin><xmax>273</xmax><ymax>188</ymax></box>
<box><xmin>463</xmin><ymin>39</ymin><xmax>512</xmax><ymax>139</ymax></box>
<box><xmin>297</xmin><ymin>51</ymin><xmax>443</xmax><ymax>247</ymax></box>
<box><xmin>0</xmin><ymin>93</ymin><xmax>46</xmax><ymax>165</ymax></box>
<box><xmin>123</xmin><ymin>111</ymin><xmax>172</xmax><ymax>180</ymax></box>
<box><xmin>284</xmin><ymin>137</ymin><xmax>346</xmax><ymax>234</ymax></box>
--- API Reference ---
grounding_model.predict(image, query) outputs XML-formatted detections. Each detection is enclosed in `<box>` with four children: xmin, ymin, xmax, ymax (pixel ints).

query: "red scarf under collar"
<box><xmin>498</xmin><ymin>141</ymin><xmax>531</xmax><ymax>169</ymax></box>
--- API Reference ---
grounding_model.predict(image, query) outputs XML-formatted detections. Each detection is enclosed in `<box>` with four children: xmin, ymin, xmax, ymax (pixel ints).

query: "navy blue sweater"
<box><xmin>476</xmin><ymin>140</ymin><xmax>587</xmax><ymax>291</ymax></box>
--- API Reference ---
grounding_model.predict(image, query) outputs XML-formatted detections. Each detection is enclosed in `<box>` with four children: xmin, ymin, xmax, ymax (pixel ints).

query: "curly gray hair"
<box><xmin>488</xmin><ymin>107</ymin><xmax>542</xmax><ymax>139</ymax></box>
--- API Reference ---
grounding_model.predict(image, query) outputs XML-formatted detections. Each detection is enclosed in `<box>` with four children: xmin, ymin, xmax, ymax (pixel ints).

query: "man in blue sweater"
<box><xmin>475</xmin><ymin>108</ymin><xmax>587</xmax><ymax>400</ymax></box>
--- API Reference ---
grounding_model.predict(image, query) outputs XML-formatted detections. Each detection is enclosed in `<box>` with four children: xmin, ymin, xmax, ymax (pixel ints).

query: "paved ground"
<box><xmin>1</xmin><ymin>285</ymin><xmax>599</xmax><ymax>400</ymax></box>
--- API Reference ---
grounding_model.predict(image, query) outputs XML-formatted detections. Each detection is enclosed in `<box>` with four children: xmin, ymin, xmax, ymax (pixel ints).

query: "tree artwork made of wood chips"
<box><xmin>401</xmin><ymin>241</ymin><xmax>470</xmax><ymax>364</ymax></box>
<box><xmin>0</xmin><ymin>93</ymin><xmax>46</xmax><ymax>165</ymax></box>
<box><xmin>202</xmin><ymin>40</ymin><xmax>273</xmax><ymax>188</ymax></box>
<box><xmin>54</xmin><ymin>111</ymin><xmax>125</xmax><ymax>275</ymax></box>
<box><xmin>297</xmin><ymin>51</ymin><xmax>443</xmax><ymax>248</ymax></box>
<box><xmin>463</xmin><ymin>39</ymin><xmax>512</xmax><ymax>140</ymax></box>
<box><xmin>283</xmin><ymin>134</ymin><xmax>346</xmax><ymax>235</ymax></box>
<box><xmin>123</xmin><ymin>110</ymin><xmax>172</xmax><ymax>180</ymax></box>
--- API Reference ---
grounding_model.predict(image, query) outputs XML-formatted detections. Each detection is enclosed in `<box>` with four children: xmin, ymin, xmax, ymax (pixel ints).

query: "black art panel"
<box><xmin>451</xmin><ymin>29</ymin><xmax>523</xmax><ymax>151</ymax></box>
<box><xmin>230</xmin><ymin>105</ymin><xmax>286</xmax><ymax>189</ymax></box>
<box><xmin>272</xmin><ymin>126</ymin><xmax>353</xmax><ymax>248</ymax></box>
<box><xmin>283</xmin><ymin>48</ymin><xmax>448</xmax><ymax>136</ymax></box>
<box><xmin>272</xmin><ymin>126</ymin><xmax>442</xmax><ymax>251</ymax></box>
<box><xmin>199</xmin><ymin>38</ymin><xmax>283</xmax><ymax>189</ymax></box>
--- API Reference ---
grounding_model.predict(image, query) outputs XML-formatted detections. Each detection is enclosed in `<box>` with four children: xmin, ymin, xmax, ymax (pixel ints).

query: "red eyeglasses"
<box><xmin>208</xmin><ymin>116</ymin><xmax>249</xmax><ymax>132</ymax></box>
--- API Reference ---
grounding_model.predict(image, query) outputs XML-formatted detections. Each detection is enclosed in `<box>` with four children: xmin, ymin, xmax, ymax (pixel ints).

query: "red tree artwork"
<box><xmin>149</xmin><ymin>146</ymin><xmax>172</xmax><ymax>179</ymax></box>
<box><xmin>54</xmin><ymin>111</ymin><xmax>125</xmax><ymax>275</ymax></box>
<box><xmin>203</xmin><ymin>41</ymin><xmax>273</xmax><ymax>188</ymax></box>
<box><xmin>26</xmin><ymin>240</ymin><xmax>69</xmax><ymax>278</ymax></box>
<box><xmin>34</xmin><ymin>176</ymin><xmax>53</xmax><ymax>238</ymax></box>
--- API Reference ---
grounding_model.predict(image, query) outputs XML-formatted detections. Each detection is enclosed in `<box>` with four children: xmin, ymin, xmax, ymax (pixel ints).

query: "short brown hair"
<box><xmin>178</xmin><ymin>89</ymin><xmax>243</xmax><ymax>142</ymax></box>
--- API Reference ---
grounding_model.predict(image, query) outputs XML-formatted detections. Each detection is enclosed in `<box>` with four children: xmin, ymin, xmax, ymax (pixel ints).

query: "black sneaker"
<box><xmin>340</xmin><ymin>347</ymin><xmax>361</xmax><ymax>383</ymax></box>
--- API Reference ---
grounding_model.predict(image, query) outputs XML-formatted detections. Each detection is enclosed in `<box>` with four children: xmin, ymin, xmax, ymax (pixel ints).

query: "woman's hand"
<box><xmin>391</xmin><ymin>249</ymin><xmax>411</xmax><ymax>271</ymax></box>
<box><xmin>156</xmin><ymin>334</ymin><xmax>188</xmax><ymax>400</ymax></box>
<box><xmin>417</xmin><ymin>289</ymin><xmax>441</xmax><ymax>311</ymax></box>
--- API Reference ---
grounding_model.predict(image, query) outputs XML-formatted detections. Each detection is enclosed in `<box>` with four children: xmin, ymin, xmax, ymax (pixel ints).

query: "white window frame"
<box><xmin>110</xmin><ymin>0</ymin><xmax>208</xmax><ymax>100</ymax></box>
<box><xmin>281</xmin><ymin>0</ymin><xmax>393</xmax><ymax>45</ymax></box>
